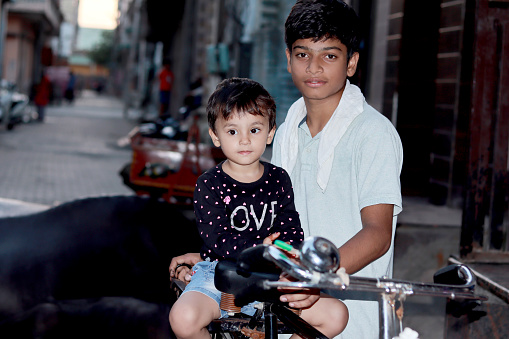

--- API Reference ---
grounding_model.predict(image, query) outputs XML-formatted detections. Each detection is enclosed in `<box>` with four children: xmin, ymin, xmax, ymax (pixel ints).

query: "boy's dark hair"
<box><xmin>285</xmin><ymin>0</ymin><xmax>360</xmax><ymax>59</ymax></box>
<box><xmin>207</xmin><ymin>78</ymin><xmax>276</xmax><ymax>133</ymax></box>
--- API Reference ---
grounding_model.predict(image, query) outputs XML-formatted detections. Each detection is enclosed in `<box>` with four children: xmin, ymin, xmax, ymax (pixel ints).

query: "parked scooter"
<box><xmin>0</xmin><ymin>80</ymin><xmax>36</xmax><ymax>130</ymax></box>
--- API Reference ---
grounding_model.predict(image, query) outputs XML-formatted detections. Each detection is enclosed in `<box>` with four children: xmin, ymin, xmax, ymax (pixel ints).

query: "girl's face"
<box><xmin>209</xmin><ymin>110</ymin><xmax>275</xmax><ymax>170</ymax></box>
<box><xmin>286</xmin><ymin>37</ymin><xmax>359</xmax><ymax>106</ymax></box>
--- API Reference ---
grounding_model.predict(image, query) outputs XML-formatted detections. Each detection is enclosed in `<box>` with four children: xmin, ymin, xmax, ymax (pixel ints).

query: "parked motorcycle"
<box><xmin>0</xmin><ymin>80</ymin><xmax>36</xmax><ymax>130</ymax></box>
<box><xmin>119</xmin><ymin>114</ymin><xmax>225</xmax><ymax>205</ymax></box>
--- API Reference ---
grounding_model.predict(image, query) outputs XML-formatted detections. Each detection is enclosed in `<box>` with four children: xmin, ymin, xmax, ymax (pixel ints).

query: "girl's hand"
<box><xmin>263</xmin><ymin>232</ymin><xmax>281</xmax><ymax>245</ymax></box>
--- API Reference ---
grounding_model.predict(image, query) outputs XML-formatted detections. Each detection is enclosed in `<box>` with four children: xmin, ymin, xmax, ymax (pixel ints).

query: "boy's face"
<box><xmin>286</xmin><ymin>38</ymin><xmax>359</xmax><ymax>105</ymax></box>
<box><xmin>209</xmin><ymin>110</ymin><xmax>276</xmax><ymax>168</ymax></box>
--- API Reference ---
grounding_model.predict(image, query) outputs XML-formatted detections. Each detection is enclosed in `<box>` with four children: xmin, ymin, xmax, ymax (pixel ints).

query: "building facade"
<box><xmin>1</xmin><ymin>0</ymin><xmax>63</xmax><ymax>94</ymax></box>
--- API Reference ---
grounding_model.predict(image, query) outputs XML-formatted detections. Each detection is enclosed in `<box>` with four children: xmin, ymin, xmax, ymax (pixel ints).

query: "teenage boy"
<box><xmin>271</xmin><ymin>0</ymin><xmax>403</xmax><ymax>338</ymax></box>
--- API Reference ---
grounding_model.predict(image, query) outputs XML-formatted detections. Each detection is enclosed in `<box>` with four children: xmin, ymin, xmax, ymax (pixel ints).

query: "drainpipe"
<box><xmin>0</xmin><ymin>1</ymin><xmax>10</xmax><ymax>130</ymax></box>
<box><xmin>122</xmin><ymin>0</ymin><xmax>142</xmax><ymax>118</ymax></box>
<box><xmin>0</xmin><ymin>0</ymin><xmax>9</xmax><ymax>80</ymax></box>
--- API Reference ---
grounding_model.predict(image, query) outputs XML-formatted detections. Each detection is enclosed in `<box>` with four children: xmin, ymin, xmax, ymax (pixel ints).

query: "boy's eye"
<box><xmin>296</xmin><ymin>52</ymin><xmax>307</xmax><ymax>58</ymax></box>
<box><xmin>227</xmin><ymin>130</ymin><xmax>238</xmax><ymax>135</ymax></box>
<box><xmin>250</xmin><ymin>128</ymin><xmax>261</xmax><ymax>134</ymax></box>
<box><xmin>325</xmin><ymin>54</ymin><xmax>337</xmax><ymax>60</ymax></box>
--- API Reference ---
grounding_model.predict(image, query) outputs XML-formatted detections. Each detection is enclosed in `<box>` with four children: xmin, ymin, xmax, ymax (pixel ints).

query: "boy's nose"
<box><xmin>306</xmin><ymin>58</ymin><xmax>323</xmax><ymax>74</ymax></box>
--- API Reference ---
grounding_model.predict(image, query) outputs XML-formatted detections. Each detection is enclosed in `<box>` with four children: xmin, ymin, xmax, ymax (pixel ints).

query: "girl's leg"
<box><xmin>169</xmin><ymin>291</ymin><xmax>221</xmax><ymax>339</ymax></box>
<box><xmin>292</xmin><ymin>295</ymin><xmax>348</xmax><ymax>338</ymax></box>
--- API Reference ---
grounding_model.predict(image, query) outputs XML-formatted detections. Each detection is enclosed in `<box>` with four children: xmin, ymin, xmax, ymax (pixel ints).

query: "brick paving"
<box><xmin>0</xmin><ymin>90</ymin><xmax>138</xmax><ymax>209</ymax></box>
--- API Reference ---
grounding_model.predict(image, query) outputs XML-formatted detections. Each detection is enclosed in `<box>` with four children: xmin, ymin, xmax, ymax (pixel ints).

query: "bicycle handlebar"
<box><xmin>262</xmin><ymin>245</ymin><xmax>487</xmax><ymax>302</ymax></box>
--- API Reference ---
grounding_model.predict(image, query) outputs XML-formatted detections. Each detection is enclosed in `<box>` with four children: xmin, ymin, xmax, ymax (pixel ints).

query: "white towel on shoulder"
<box><xmin>278</xmin><ymin>80</ymin><xmax>365</xmax><ymax>191</ymax></box>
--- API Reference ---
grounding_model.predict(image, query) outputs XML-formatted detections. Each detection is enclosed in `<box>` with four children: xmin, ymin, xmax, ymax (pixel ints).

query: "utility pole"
<box><xmin>122</xmin><ymin>0</ymin><xmax>142</xmax><ymax>118</ymax></box>
<box><xmin>0</xmin><ymin>0</ymin><xmax>10</xmax><ymax>130</ymax></box>
<box><xmin>0</xmin><ymin>0</ymin><xmax>9</xmax><ymax>80</ymax></box>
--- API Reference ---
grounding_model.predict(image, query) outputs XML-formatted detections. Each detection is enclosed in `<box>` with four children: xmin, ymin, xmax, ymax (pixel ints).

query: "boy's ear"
<box><xmin>266</xmin><ymin>126</ymin><xmax>276</xmax><ymax>145</ymax></box>
<box><xmin>347</xmin><ymin>52</ymin><xmax>360</xmax><ymax>77</ymax></box>
<box><xmin>208</xmin><ymin>128</ymin><xmax>221</xmax><ymax>147</ymax></box>
<box><xmin>285</xmin><ymin>48</ymin><xmax>292</xmax><ymax>74</ymax></box>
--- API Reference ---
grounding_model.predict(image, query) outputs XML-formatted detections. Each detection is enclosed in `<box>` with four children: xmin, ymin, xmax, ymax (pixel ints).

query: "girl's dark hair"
<box><xmin>285</xmin><ymin>0</ymin><xmax>360</xmax><ymax>59</ymax></box>
<box><xmin>207</xmin><ymin>78</ymin><xmax>276</xmax><ymax>133</ymax></box>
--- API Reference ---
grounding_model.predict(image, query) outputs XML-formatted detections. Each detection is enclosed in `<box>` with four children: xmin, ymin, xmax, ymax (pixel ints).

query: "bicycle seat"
<box><xmin>214</xmin><ymin>245</ymin><xmax>282</xmax><ymax>305</ymax></box>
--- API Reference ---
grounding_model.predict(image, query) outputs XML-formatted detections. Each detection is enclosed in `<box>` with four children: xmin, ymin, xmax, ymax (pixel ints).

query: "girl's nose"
<box><xmin>239</xmin><ymin>132</ymin><xmax>250</xmax><ymax>145</ymax></box>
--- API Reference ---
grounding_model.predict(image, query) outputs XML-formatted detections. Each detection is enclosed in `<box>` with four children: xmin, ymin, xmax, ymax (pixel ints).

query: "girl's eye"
<box><xmin>250</xmin><ymin>128</ymin><xmax>261</xmax><ymax>134</ymax></box>
<box><xmin>227</xmin><ymin>130</ymin><xmax>238</xmax><ymax>135</ymax></box>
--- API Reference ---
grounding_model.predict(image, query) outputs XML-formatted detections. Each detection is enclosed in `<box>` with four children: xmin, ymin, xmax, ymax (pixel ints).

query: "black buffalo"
<box><xmin>0</xmin><ymin>195</ymin><xmax>202</xmax><ymax>338</ymax></box>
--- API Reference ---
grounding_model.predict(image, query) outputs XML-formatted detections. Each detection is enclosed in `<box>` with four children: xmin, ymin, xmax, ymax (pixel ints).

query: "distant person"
<box><xmin>92</xmin><ymin>80</ymin><xmax>104</xmax><ymax>95</ymax></box>
<box><xmin>158</xmin><ymin>59</ymin><xmax>174</xmax><ymax>117</ymax></box>
<box><xmin>180</xmin><ymin>78</ymin><xmax>203</xmax><ymax>121</ymax></box>
<box><xmin>34</xmin><ymin>72</ymin><xmax>52</xmax><ymax>122</ymax></box>
<box><xmin>64</xmin><ymin>71</ymin><xmax>76</xmax><ymax>104</ymax></box>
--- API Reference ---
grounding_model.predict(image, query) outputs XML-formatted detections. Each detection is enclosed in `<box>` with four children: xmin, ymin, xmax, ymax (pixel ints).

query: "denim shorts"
<box><xmin>181</xmin><ymin>260</ymin><xmax>257</xmax><ymax>319</ymax></box>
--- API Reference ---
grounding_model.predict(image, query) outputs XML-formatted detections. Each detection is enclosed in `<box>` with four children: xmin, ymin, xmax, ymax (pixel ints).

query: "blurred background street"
<box><xmin>0</xmin><ymin>90</ymin><xmax>135</xmax><ymax>211</ymax></box>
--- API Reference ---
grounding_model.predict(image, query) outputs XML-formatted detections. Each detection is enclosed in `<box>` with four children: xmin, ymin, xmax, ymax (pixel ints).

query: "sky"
<box><xmin>78</xmin><ymin>0</ymin><xmax>118</xmax><ymax>30</ymax></box>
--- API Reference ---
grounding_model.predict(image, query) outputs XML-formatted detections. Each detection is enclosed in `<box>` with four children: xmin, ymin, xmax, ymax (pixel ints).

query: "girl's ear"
<box><xmin>266</xmin><ymin>126</ymin><xmax>276</xmax><ymax>145</ymax></box>
<box><xmin>208</xmin><ymin>128</ymin><xmax>221</xmax><ymax>147</ymax></box>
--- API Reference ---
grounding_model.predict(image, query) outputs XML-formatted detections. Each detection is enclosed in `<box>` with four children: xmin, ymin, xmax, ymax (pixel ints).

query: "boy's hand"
<box><xmin>169</xmin><ymin>253</ymin><xmax>202</xmax><ymax>283</ymax></box>
<box><xmin>263</xmin><ymin>232</ymin><xmax>280</xmax><ymax>245</ymax></box>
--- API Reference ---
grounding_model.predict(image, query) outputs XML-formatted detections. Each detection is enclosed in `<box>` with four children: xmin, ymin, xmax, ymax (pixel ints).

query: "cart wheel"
<box><xmin>7</xmin><ymin>122</ymin><xmax>14</xmax><ymax>130</ymax></box>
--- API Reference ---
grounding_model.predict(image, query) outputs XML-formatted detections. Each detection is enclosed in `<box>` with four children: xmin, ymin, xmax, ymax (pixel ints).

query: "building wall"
<box><xmin>4</xmin><ymin>15</ymin><xmax>36</xmax><ymax>94</ymax></box>
<box><xmin>248</xmin><ymin>0</ymin><xmax>300</xmax><ymax>127</ymax></box>
<box><xmin>58</xmin><ymin>0</ymin><xmax>79</xmax><ymax>57</ymax></box>
<box><xmin>382</xmin><ymin>0</ymin><xmax>477</xmax><ymax>207</ymax></box>
<box><xmin>429</xmin><ymin>0</ymin><xmax>474</xmax><ymax>206</ymax></box>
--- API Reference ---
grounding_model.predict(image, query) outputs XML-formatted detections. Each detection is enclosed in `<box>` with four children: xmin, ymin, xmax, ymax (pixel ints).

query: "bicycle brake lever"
<box><xmin>263</xmin><ymin>246</ymin><xmax>320</xmax><ymax>283</ymax></box>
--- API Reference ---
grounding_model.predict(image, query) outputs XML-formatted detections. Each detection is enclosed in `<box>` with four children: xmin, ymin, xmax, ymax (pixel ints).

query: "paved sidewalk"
<box><xmin>0</xmin><ymin>90</ymin><xmax>138</xmax><ymax>209</ymax></box>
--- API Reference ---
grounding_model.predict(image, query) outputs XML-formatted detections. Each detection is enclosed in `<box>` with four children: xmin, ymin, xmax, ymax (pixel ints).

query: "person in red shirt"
<box><xmin>158</xmin><ymin>59</ymin><xmax>174</xmax><ymax>117</ymax></box>
<box><xmin>34</xmin><ymin>72</ymin><xmax>52</xmax><ymax>122</ymax></box>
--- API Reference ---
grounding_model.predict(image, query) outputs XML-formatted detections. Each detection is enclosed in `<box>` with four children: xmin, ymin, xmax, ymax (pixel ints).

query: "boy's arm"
<box><xmin>338</xmin><ymin>203</ymin><xmax>394</xmax><ymax>274</ymax></box>
<box><xmin>279</xmin><ymin>203</ymin><xmax>394</xmax><ymax>309</ymax></box>
<box><xmin>169</xmin><ymin>252</ymin><xmax>202</xmax><ymax>282</ymax></box>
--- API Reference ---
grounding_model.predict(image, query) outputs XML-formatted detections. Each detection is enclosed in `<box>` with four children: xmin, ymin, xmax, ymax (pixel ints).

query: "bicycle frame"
<box><xmin>261</xmin><ymin>245</ymin><xmax>487</xmax><ymax>339</ymax></box>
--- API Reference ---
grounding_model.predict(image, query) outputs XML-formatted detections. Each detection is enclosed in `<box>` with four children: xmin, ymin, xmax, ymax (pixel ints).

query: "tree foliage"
<box><xmin>88</xmin><ymin>30</ymin><xmax>114</xmax><ymax>66</ymax></box>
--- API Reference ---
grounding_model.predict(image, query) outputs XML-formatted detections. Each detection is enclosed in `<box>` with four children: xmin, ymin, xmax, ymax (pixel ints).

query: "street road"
<box><xmin>0</xmin><ymin>90</ymin><xmax>136</xmax><ymax>207</ymax></box>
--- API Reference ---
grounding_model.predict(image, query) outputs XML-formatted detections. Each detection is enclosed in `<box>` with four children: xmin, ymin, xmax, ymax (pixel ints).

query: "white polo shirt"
<box><xmin>272</xmin><ymin>102</ymin><xmax>403</xmax><ymax>339</ymax></box>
